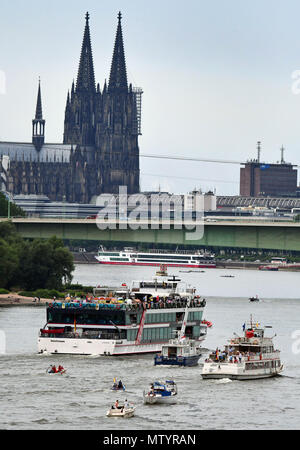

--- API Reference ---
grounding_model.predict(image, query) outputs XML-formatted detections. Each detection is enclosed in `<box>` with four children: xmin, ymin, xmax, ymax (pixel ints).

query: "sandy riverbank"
<box><xmin>0</xmin><ymin>294</ymin><xmax>49</xmax><ymax>307</ymax></box>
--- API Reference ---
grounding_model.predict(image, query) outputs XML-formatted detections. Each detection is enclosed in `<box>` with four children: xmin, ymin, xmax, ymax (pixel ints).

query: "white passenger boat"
<box><xmin>38</xmin><ymin>273</ymin><xmax>208</xmax><ymax>356</ymax></box>
<box><xmin>95</xmin><ymin>246</ymin><xmax>216</xmax><ymax>268</ymax></box>
<box><xmin>202</xmin><ymin>317</ymin><xmax>283</xmax><ymax>380</ymax></box>
<box><xmin>143</xmin><ymin>380</ymin><xmax>177</xmax><ymax>404</ymax></box>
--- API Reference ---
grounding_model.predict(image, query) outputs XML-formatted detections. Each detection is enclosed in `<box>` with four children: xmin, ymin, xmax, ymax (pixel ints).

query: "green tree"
<box><xmin>0</xmin><ymin>222</ymin><xmax>74</xmax><ymax>290</ymax></box>
<box><xmin>0</xmin><ymin>193</ymin><xmax>25</xmax><ymax>217</ymax></box>
<box><xmin>0</xmin><ymin>238</ymin><xmax>19</xmax><ymax>288</ymax></box>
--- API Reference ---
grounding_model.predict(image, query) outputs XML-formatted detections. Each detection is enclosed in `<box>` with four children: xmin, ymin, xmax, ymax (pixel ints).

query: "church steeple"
<box><xmin>108</xmin><ymin>12</ymin><xmax>128</xmax><ymax>93</ymax></box>
<box><xmin>32</xmin><ymin>79</ymin><xmax>45</xmax><ymax>150</ymax></box>
<box><xmin>76</xmin><ymin>12</ymin><xmax>96</xmax><ymax>93</ymax></box>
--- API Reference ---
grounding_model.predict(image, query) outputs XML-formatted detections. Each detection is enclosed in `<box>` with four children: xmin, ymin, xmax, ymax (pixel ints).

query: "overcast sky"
<box><xmin>1</xmin><ymin>0</ymin><xmax>300</xmax><ymax>195</ymax></box>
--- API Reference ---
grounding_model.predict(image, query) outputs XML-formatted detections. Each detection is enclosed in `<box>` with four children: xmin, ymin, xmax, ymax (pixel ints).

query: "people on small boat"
<box><xmin>113</xmin><ymin>400</ymin><xmax>120</xmax><ymax>409</ymax></box>
<box><xmin>118</xmin><ymin>380</ymin><xmax>123</xmax><ymax>390</ymax></box>
<box><xmin>47</xmin><ymin>365</ymin><xmax>57</xmax><ymax>373</ymax></box>
<box><xmin>47</xmin><ymin>364</ymin><xmax>65</xmax><ymax>374</ymax></box>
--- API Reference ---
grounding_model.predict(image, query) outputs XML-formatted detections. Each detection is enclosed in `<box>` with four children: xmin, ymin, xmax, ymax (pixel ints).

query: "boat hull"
<box><xmin>106</xmin><ymin>408</ymin><xmax>135</xmax><ymax>417</ymax></box>
<box><xmin>95</xmin><ymin>260</ymin><xmax>216</xmax><ymax>268</ymax></box>
<box><xmin>38</xmin><ymin>336</ymin><xmax>178</xmax><ymax>356</ymax></box>
<box><xmin>143</xmin><ymin>395</ymin><xmax>177</xmax><ymax>405</ymax></box>
<box><xmin>154</xmin><ymin>354</ymin><xmax>201</xmax><ymax>367</ymax></box>
<box><xmin>202</xmin><ymin>365</ymin><xmax>283</xmax><ymax>380</ymax></box>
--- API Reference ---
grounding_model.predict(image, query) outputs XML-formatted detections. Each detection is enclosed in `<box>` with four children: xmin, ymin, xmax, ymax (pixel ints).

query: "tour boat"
<box><xmin>95</xmin><ymin>246</ymin><xmax>216</xmax><ymax>268</ymax></box>
<box><xmin>201</xmin><ymin>317</ymin><xmax>283</xmax><ymax>380</ymax></box>
<box><xmin>143</xmin><ymin>380</ymin><xmax>177</xmax><ymax>404</ymax></box>
<box><xmin>38</xmin><ymin>273</ymin><xmax>208</xmax><ymax>356</ymax></box>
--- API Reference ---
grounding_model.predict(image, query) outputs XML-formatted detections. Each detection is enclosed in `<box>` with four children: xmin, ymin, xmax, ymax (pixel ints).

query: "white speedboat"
<box><xmin>143</xmin><ymin>380</ymin><xmax>177</xmax><ymax>404</ymax></box>
<box><xmin>201</xmin><ymin>317</ymin><xmax>283</xmax><ymax>380</ymax></box>
<box><xmin>106</xmin><ymin>405</ymin><xmax>135</xmax><ymax>418</ymax></box>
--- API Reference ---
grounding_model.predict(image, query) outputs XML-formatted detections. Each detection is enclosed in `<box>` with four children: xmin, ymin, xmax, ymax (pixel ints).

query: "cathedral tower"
<box><xmin>32</xmin><ymin>79</ymin><xmax>45</xmax><ymax>150</ymax></box>
<box><xmin>96</xmin><ymin>12</ymin><xmax>140</xmax><ymax>194</ymax></box>
<box><xmin>63</xmin><ymin>12</ymin><xmax>97</xmax><ymax>145</ymax></box>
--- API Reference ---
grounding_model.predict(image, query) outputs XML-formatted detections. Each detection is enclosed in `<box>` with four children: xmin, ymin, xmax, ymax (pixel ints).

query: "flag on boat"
<box><xmin>242</xmin><ymin>323</ymin><xmax>246</xmax><ymax>331</ymax></box>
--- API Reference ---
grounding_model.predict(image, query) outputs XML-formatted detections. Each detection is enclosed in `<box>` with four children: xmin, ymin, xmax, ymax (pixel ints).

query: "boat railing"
<box><xmin>206</xmin><ymin>350</ymin><xmax>280</xmax><ymax>364</ymax></box>
<box><xmin>47</xmin><ymin>298</ymin><xmax>206</xmax><ymax>311</ymax></box>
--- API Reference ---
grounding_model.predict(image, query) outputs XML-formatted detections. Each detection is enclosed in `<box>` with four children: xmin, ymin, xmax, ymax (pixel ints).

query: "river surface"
<box><xmin>0</xmin><ymin>265</ymin><xmax>300</xmax><ymax>430</ymax></box>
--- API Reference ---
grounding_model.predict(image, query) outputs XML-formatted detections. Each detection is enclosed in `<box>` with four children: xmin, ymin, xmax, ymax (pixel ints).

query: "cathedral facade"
<box><xmin>0</xmin><ymin>13</ymin><xmax>141</xmax><ymax>203</ymax></box>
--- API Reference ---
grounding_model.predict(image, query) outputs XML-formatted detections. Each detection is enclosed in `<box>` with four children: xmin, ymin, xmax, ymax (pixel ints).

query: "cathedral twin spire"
<box><xmin>75</xmin><ymin>11</ymin><xmax>128</xmax><ymax>95</ymax></box>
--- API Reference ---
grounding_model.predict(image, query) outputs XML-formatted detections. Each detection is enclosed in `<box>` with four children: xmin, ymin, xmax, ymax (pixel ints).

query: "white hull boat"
<box><xmin>106</xmin><ymin>406</ymin><xmax>135</xmax><ymax>418</ymax></box>
<box><xmin>202</xmin><ymin>317</ymin><xmax>283</xmax><ymax>381</ymax></box>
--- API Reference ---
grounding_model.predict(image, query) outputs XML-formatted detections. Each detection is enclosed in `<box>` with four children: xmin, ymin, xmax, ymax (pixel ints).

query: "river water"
<box><xmin>0</xmin><ymin>265</ymin><xmax>300</xmax><ymax>430</ymax></box>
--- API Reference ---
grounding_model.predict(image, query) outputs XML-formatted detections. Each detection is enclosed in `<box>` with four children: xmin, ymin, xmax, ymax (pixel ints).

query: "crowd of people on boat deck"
<box><xmin>50</xmin><ymin>294</ymin><xmax>206</xmax><ymax>310</ymax></box>
<box><xmin>205</xmin><ymin>347</ymin><xmax>260</xmax><ymax>364</ymax></box>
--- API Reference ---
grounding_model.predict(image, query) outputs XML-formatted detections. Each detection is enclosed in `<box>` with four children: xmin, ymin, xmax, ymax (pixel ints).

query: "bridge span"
<box><xmin>2</xmin><ymin>217</ymin><xmax>300</xmax><ymax>252</ymax></box>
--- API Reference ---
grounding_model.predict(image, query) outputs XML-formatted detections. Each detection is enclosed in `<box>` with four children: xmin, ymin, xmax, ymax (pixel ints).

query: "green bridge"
<box><xmin>3</xmin><ymin>217</ymin><xmax>300</xmax><ymax>252</ymax></box>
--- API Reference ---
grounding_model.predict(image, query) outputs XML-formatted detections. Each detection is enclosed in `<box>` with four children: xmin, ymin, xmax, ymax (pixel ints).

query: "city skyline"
<box><xmin>1</xmin><ymin>0</ymin><xmax>300</xmax><ymax>195</ymax></box>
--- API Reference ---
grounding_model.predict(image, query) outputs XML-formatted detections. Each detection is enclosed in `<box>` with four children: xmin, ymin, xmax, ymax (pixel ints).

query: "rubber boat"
<box><xmin>143</xmin><ymin>380</ymin><xmax>177</xmax><ymax>404</ymax></box>
<box><xmin>106</xmin><ymin>405</ymin><xmax>135</xmax><ymax>417</ymax></box>
<box><xmin>46</xmin><ymin>366</ymin><xmax>66</xmax><ymax>375</ymax></box>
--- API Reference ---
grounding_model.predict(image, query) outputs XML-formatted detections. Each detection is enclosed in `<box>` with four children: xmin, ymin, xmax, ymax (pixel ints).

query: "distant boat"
<box><xmin>249</xmin><ymin>296</ymin><xmax>259</xmax><ymax>302</ymax></box>
<box><xmin>220</xmin><ymin>275</ymin><xmax>235</xmax><ymax>278</ymax></box>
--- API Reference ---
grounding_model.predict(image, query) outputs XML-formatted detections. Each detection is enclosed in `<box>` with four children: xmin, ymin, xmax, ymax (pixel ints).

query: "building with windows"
<box><xmin>240</xmin><ymin>144</ymin><xmax>297</xmax><ymax>197</ymax></box>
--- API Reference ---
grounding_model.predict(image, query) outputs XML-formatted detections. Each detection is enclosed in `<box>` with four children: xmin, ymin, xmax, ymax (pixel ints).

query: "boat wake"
<box><xmin>214</xmin><ymin>378</ymin><xmax>233</xmax><ymax>384</ymax></box>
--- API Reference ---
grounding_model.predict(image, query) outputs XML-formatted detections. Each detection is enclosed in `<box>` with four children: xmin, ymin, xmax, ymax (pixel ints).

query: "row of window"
<box><xmin>126</xmin><ymin>311</ymin><xmax>203</xmax><ymax>325</ymax></box>
<box><xmin>48</xmin><ymin>310</ymin><xmax>126</xmax><ymax>325</ymax></box>
<box><xmin>127</xmin><ymin>325</ymin><xmax>201</xmax><ymax>343</ymax></box>
<box><xmin>245</xmin><ymin>360</ymin><xmax>281</xmax><ymax>370</ymax></box>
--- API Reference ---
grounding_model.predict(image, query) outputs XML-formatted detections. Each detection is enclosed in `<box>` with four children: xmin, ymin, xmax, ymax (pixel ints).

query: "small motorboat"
<box><xmin>106</xmin><ymin>404</ymin><xmax>135</xmax><ymax>418</ymax></box>
<box><xmin>249</xmin><ymin>295</ymin><xmax>259</xmax><ymax>302</ymax></box>
<box><xmin>143</xmin><ymin>380</ymin><xmax>177</xmax><ymax>404</ymax></box>
<box><xmin>111</xmin><ymin>378</ymin><xmax>125</xmax><ymax>391</ymax></box>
